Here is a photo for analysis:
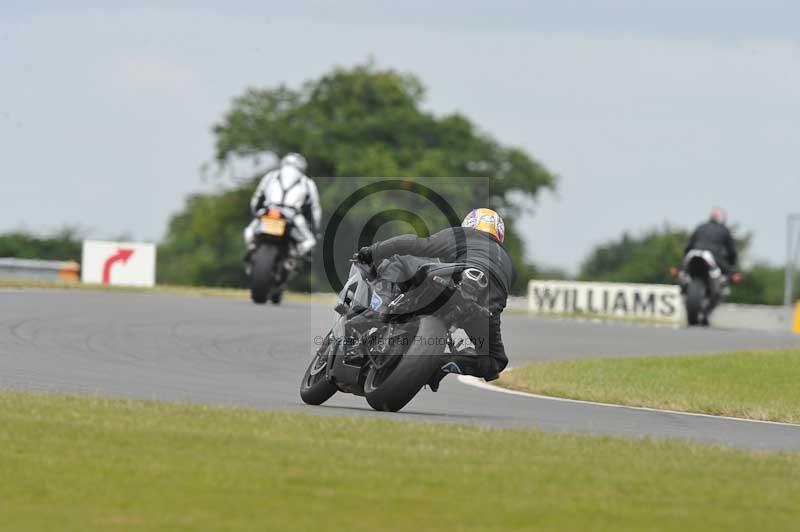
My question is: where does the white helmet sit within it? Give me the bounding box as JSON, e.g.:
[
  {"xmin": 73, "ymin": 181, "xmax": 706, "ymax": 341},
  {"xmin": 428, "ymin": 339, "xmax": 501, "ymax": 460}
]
[{"xmin": 280, "ymin": 152, "xmax": 307, "ymax": 173}]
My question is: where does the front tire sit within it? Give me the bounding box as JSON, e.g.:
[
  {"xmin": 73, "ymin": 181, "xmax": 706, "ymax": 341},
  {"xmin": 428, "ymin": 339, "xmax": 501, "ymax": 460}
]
[
  {"xmin": 364, "ymin": 316, "xmax": 446, "ymax": 412},
  {"xmin": 300, "ymin": 333, "xmax": 338, "ymax": 405},
  {"xmin": 686, "ymin": 279, "xmax": 705, "ymax": 326},
  {"xmin": 250, "ymin": 245, "xmax": 279, "ymax": 304}
]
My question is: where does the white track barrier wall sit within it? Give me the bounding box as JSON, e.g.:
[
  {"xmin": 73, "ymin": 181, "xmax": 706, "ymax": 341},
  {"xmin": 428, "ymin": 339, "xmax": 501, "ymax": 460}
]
[
  {"xmin": 81, "ymin": 240, "xmax": 156, "ymax": 287},
  {"xmin": 713, "ymin": 304, "xmax": 797, "ymax": 333},
  {"xmin": 528, "ymin": 280, "xmax": 684, "ymax": 323}
]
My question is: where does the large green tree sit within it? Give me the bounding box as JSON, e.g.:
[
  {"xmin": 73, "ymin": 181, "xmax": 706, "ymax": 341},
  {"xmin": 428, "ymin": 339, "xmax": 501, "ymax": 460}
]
[{"xmin": 161, "ymin": 63, "xmax": 556, "ymax": 293}]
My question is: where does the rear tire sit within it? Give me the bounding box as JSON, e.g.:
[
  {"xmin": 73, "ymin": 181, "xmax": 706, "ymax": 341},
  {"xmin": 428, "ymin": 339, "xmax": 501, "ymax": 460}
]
[
  {"xmin": 300, "ymin": 333, "xmax": 338, "ymax": 405},
  {"xmin": 686, "ymin": 279, "xmax": 705, "ymax": 326},
  {"xmin": 364, "ymin": 316, "xmax": 446, "ymax": 412},
  {"xmin": 250, "ymin": 245, "xmax": 279, "ymax": 304}
]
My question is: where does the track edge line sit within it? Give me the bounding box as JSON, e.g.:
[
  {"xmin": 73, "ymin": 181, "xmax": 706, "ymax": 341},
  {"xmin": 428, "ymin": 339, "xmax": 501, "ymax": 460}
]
[{"xmin": 456, "ymin": 375, "xmax": 800, "ymax": 428}]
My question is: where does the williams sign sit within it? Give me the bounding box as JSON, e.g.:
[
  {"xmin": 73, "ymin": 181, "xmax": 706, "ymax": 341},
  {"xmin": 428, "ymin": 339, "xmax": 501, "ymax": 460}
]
[{"xmin": 528, "ymin": 280, "xmax": 683, "ymax": 323}]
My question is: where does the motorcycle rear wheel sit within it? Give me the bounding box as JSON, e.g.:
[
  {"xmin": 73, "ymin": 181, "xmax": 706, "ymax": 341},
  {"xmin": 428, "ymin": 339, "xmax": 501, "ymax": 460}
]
[
  {"xmin": 686, "ymin": 279, "xmax": 705, "ymax": 326},
  {"xmin": 364, "ymin": 316, "xmax": 445, "ymax": 412},
  {"xmin": 250, "ymin": 244, "xmax": 279, "ymax": 304}
]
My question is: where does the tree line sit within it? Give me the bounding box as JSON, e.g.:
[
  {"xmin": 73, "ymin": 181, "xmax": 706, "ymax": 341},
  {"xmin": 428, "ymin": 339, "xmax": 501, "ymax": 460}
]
[{"xmin": 0, "ymin": 223, "xmax": 789, "ymax": 304}]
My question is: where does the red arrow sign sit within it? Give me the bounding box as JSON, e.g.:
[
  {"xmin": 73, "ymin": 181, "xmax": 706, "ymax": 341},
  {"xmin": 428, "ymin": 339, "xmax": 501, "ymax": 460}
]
[{"xmin": 102, "ymin": 248, "xmax": 135, "ymax": 284}]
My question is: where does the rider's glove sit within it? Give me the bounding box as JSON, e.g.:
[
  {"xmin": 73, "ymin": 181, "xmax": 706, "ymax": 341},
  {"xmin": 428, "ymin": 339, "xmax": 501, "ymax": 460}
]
[{"xmin": 356, "ymin": 246, "xmax": 373, "ymax": 264}]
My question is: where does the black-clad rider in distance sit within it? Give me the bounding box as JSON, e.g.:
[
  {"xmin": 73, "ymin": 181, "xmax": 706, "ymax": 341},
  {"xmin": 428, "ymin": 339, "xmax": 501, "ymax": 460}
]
[{"xmin": 684, "ymin": 207, "xmax": 737, "ymax": 275}]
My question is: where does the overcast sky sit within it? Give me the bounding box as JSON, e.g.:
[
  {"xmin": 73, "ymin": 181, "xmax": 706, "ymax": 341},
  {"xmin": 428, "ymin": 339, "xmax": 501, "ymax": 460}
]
[{"xmin": 2, "ymin": 1, "xmax": 799, "ymax": 271}]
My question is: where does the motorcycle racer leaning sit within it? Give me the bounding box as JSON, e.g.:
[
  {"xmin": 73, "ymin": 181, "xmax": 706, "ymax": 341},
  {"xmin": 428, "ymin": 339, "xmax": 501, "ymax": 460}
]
[
  {"xmin": 357, "ymin": 208, "xmax": 515, "ymax": 390},
  {"xmin": 244, "ymin": 153, "xmax": 322, "ymax": 260}
]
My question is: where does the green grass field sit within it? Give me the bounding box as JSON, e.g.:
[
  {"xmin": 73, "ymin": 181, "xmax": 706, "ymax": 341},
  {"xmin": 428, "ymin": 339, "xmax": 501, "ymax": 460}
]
[
  {"xmin": 499, "ymin": 349, "xmax": 800, "ymax": 423},
  {"xmin": 1, "ymin": 391, "xmax": 799, "ymax": 531}
]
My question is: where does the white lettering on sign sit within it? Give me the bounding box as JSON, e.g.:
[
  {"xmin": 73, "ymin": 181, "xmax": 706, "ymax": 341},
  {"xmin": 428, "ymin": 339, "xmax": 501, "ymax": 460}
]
[
  {"xmin": 81, "ymin": 240, "xmax": 156, "ymax": 287},
  {"xmin": 528, "ymin": 280, "xmax": 683, "ymax": 323}
]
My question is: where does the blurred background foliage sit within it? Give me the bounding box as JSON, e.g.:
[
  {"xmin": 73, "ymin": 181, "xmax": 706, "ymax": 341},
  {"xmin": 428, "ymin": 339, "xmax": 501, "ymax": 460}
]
[
  {"xmin": 0, "ymin": 63, "xmax": 792, "ymax": 303},
  {"xmin": 0, "ymin": 228, "xmax": 82, "ymax": 261}
]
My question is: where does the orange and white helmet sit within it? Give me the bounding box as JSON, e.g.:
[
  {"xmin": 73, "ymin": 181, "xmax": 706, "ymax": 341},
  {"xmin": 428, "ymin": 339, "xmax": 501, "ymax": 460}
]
[{"xmin": 462, "ymin": 208, "xmax": 505, "ymax": 243}]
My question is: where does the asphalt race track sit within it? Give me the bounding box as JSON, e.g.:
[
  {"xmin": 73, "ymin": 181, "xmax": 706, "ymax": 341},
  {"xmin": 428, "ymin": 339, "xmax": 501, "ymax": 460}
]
[{"xmin": 2, "ymin": 290, "xmax": 800, "ymax": 450}]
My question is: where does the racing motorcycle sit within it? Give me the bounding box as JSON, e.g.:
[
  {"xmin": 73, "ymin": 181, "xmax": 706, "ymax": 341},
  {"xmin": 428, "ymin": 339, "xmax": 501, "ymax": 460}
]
[
  {"xmin": 300, "ymin": 254, "xmax": 491, "ymax": 412},
  {"xmin": 674, "ymin": 249, "xmax": 739, "ymax": 326},
  {"xmin": 247, "ymin": 207, "xmax": 300, "ymax": 305}
]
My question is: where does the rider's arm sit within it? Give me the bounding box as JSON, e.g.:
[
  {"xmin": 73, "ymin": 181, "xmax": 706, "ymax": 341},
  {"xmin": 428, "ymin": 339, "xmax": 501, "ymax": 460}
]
[
  {"xmin": 370, "ymin": 228, "xmax": 457, "ymax": 264},
  {"xmin": 250, "ymin": 175, "xmax": 269, "ymax": 215},
  {"xmin": 724, "ymin": 228, "xmax": 738, "ymax": 266},
  {"xmin": 306, "ymin": 179, "xmax": 322, "ymax": 232}
]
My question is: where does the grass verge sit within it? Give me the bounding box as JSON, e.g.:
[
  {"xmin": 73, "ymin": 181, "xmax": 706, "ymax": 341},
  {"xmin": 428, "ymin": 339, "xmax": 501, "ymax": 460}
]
[
  {"xmin": 0, "ymin": 278, "xmax": 335, "ymax": 304},
  {"xmin": 498, "ymin": 349, "xmax": 800, "ymax": 423},
  {"xmin": 1, "ymin": 391, "xmax": 799, "ymax": 531}
]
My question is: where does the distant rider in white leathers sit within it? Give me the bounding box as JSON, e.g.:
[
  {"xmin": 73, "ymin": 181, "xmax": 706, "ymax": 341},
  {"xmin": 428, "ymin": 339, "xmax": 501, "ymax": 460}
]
[{"xmin": 244, "ymin": 153, "xmax": 322, "ymax": 259}]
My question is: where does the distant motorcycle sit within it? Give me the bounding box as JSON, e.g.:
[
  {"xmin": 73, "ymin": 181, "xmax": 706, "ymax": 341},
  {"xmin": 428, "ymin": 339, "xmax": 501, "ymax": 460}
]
[
  {"xmin": 300, "ymin": 255, "xmax": 491, "ymax": 412},
  {"xmin": 246, "ymin": 207, "xmax": 300, "ymax": 305},
  {"xmin": 674, "ymin": 249, "xmax": 740, "ymax": 326}
]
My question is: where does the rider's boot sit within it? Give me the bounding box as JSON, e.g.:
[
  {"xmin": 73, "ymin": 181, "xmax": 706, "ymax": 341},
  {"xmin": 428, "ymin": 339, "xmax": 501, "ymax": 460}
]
[{"xmin": 427, "ymin": 353, "xmax": 500, "ymax": 392}]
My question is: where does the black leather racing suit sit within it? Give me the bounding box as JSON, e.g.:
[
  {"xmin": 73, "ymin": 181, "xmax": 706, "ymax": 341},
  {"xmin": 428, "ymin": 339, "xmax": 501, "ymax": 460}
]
[
  {"xmin": 684, "ymin": 221, "xmax": 737, "ymax": 274},
  {"xmin": 369, "ymin": 227, "xmax": 516, "ymax": 380}
]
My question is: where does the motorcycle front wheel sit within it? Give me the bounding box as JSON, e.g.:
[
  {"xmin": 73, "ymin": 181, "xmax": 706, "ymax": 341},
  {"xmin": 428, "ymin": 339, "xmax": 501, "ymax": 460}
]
[
  {"xmin": 364, "ymin": 316, "xmax": 445, "ymax": 412},
  {"xmin": 300, "ymin": 332, "xmax": 338, "ymax": 405}
]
